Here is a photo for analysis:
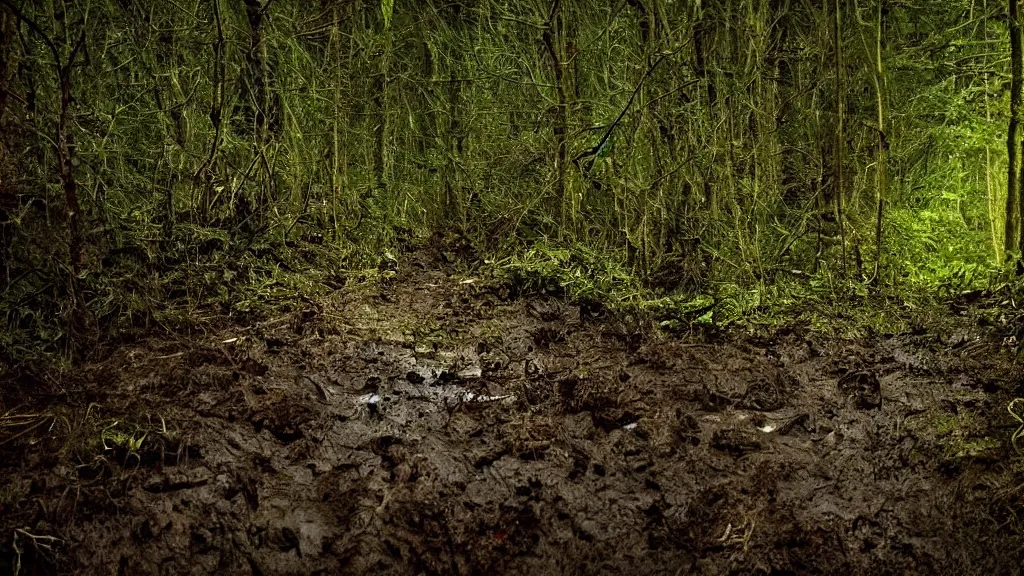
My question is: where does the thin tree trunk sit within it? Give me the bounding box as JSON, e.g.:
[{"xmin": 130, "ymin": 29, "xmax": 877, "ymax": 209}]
[
  {"xmin": 243, "ymin": 0, "xmax": 273, "ymax": 224},
  {"xmin": 331, "ymin": 6, "xmax": 341, "ymax": 237},
  {"xmin": 871, "ymin": 0, "xmax": 887, "ymax": 284},
  {"xmin": 57, "ymin": 61, "xmax": 82, "ymax": 276},
  {"xmin": 196, "ymin": 0, "xmax": 226, "ymax": 223},
  {"xmin": 984, "ymin": 0, "xmax": 1001, "ymax": 262},
  {"xmin": 0, "ymin": 9, "xmax": 9, "ymax": 130},
  {"xmin": 0, "ymin": 10, "xmax": 11, "ymax": 285},
  {"xmin": 834, "ymin": 0, "xmax": 848, "ymax": 274},
  {"xmin": 373, "ymin": 73, "xmax": 386, "ymax": 193},
  {"xmin": 446, "ymin": 68, "xmax": 464, "ymax": 226},
  {"xmin": 1008, "ymin": 0, "xmax": 1022, "ymax": 259},
  {"xmin": 1016, "ymin": 0, "xmax": 1024, "ymax": 268},
  {"xmin": 542, "ymin": 0, "xmax": 568, "ymax": 232}
]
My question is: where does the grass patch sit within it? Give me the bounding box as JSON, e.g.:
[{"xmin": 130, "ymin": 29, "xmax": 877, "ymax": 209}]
[
  {"xmin": 906, "ymin": 406, "xmax": 1007, "ymax": 468},
  {"xmin": 490, "ymin": 238, "xmax": 987, "ymax": 339}
]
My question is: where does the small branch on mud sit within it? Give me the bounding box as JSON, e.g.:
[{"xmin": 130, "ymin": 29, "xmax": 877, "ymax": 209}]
[
  {"xmin": 0, "ymin": 413, "xmax": 53, "ymax": 447},
  {"xmin": 716, "ymin": 519, "xmax": 756, "ymax": 552},
  {"xmin": 12, "ymin": 529, "xmax": 63, "ymax": 576},
  {"xmin": 256, "ymin": 314, "xmax": 295, "ymax": 329}
]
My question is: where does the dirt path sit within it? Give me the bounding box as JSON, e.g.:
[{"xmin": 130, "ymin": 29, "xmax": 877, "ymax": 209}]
[{"xmin": 2, "ymin": 252, "xmax": 1023, "ymax": 575}]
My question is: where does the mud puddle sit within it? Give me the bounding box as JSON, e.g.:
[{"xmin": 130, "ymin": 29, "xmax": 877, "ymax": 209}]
[{"xmin": 2, "ymin": 254, "xmax": 1023, "ymax": 575}]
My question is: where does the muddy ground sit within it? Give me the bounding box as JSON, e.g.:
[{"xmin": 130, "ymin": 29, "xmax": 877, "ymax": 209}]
[{"xmin": 2, "ymin": 251, "xmax": 1024, "ymax": 575}]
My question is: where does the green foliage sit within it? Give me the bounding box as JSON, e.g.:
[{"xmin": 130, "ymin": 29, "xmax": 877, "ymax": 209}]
[
  {"xmin": 493, "ymin": 238, "xmax": 906, "ymax": 338},
  {"xmin": 886, "ymin": 206, "xmax": 993, "ymax": 291},
  {"xmin": 0, "ymin": 0, "xmax": 1013, "ymax": 370},
  {"xmin": 381, "ymin": 0, "xmax": 394, "ymax": 30},
  {"xmin": 496, "ymin": 240, "xmax": 645, "ymax": 304},
  {"xmin": 101, "ymin": 421, "xmax": 147, "ymax": 455}
]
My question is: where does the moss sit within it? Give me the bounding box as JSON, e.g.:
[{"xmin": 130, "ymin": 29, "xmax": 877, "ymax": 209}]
[
  {"xmin": 907, "ymin": 408, "xmax": 1004, "ymax": 465},
  {"xmin": 947, "ymin": 437, "xmax": 1002, "ymax": 460}
]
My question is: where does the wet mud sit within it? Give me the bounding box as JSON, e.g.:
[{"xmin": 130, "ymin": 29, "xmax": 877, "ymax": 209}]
[{"xmin": 2, "ymin": 253, "xmax": 1023, "ymax": 575}]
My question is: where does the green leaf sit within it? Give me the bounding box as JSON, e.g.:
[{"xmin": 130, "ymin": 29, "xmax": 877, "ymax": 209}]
[{"xmin": 381, "ymin": 0, "xmax": 393, "ymax": 29}]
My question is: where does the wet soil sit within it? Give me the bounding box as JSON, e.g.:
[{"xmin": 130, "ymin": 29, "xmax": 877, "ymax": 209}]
[{"xmin": 2, "ymin": 252, "xmax": 1024, "ymax": 575}]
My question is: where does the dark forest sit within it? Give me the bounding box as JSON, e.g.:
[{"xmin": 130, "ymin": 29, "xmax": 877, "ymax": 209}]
[{"xmin": 1, "ymin": 0, "xmax": 1024, "ymax": 574}]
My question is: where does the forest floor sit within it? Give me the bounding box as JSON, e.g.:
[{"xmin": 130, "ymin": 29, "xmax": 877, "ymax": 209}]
[{"xmin": 2, "ymin": 248, "xmax": 1024, "ymax": 575}]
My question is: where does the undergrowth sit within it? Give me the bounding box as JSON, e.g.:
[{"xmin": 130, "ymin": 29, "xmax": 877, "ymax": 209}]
[
  {"xmin": 3, "ymin": 228, "xmax": 1017, "ymax": 379},
  {"xmin": 491, "ymin": 237, "xmax": 1009, "ymax": 340},
  {"xmin": 1, "ymin": 230, "xmax": 366, "ymax": 375}
]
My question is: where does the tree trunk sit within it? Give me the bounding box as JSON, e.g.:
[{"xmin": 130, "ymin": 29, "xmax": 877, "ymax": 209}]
[
  {"xmin": 1007, "ymin": 0, "xmax": 1022, "ymax": 259},
  {"xmin": 834, "ymin": 0, "xmax": 848, "ymax": 274},
  {"xmin": 197, "ymin": 0, "xmax": 226, "ymax": 223},
  {"xmin": 0, "ymin": 10, "xmax": 10, "ymax": 284},
  {"xmin": 871, "ymin": 0, "xmax": 887, "ymax": 284},
  {"xmin": 542, "ymin": 0, "xmax": 568, "ymax": 231}
]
